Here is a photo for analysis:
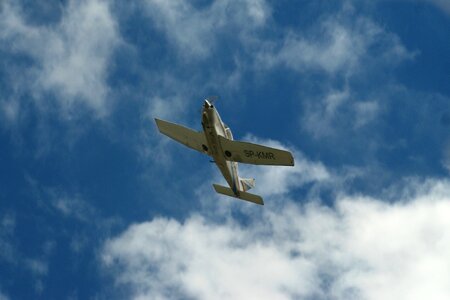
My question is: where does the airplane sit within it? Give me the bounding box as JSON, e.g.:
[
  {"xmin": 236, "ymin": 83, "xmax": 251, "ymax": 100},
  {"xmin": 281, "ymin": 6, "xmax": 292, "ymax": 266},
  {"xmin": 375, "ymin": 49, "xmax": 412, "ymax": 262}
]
[{"xmin": 154, "ymin": 98, "xmax": 295, "ymax": 205}]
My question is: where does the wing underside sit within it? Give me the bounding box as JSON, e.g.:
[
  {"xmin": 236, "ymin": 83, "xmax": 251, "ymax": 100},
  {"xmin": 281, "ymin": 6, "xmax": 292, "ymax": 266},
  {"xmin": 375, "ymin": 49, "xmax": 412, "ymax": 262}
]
[
  {"xmin": 219, "ymin": 136, "xmax": 294, "ymax": 166},
  {"xmin": 155, "ymin": 118, "xmax": 207, "ymax": 154}
]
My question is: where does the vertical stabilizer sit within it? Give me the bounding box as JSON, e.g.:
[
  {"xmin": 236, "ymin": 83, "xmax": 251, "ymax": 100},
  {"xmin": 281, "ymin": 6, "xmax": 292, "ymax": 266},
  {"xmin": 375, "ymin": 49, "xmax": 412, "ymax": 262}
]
[{"xmin": 240, "ymin": 178, "xmax": 255, "ymax": 191}]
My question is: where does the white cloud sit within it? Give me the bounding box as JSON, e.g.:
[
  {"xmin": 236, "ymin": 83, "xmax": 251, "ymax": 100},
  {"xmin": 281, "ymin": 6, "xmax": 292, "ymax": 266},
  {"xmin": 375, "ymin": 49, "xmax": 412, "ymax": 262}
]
[
  {"xmin": 102, "ymin": 216, "xmax": 319, "ymax": 300},
  {"xmin": 102, "ymin": 178, "xmax": 450, "ymax": 300},
  {"xmin": 0, "ymin": 0, "xmax": 121, "ymax": 118},
  {"xmin": 256, "ymin": 8, "xmax": 413, "ymax": 76},
  {"xmin": 141, "ymin": 0, "xmax": 269, "ymax": 58}
]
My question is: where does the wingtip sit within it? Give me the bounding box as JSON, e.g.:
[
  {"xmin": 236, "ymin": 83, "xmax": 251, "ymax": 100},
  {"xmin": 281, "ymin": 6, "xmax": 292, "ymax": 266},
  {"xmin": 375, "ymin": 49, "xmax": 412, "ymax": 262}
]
[
  {"xmin": 154, "ymin": 118, "xmax": 162, "ymax": 132},
  {"xmin": 290, "ymin": 152, "xmax": 295, "ymax": 166}
]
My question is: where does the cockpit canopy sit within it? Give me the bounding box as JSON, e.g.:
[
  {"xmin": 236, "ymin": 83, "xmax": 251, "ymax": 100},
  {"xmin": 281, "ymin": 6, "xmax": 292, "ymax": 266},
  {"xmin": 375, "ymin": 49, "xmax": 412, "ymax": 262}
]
[{"xmin": 224, "ymin": 125, "xmax": 233, "ymax": 139}]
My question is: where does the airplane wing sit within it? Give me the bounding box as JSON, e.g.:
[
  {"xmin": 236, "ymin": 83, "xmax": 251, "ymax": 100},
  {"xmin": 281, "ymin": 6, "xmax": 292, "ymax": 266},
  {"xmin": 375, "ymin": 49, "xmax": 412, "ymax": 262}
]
[
  {"xmin": 155, "ymin": 118, "xmax": 207, "ymax": 154},
  {"xmin": 218, "ymin": 136, "xmax": 294, "ymax": 166}
]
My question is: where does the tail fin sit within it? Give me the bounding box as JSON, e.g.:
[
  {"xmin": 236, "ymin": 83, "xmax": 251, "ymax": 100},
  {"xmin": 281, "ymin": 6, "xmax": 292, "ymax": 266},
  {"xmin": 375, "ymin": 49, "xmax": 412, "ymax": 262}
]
[
  {"xmin": 240, "ymin": 177, "xmax": 255, "ymax": 191},
  {"xmin": 213, "ymin": 184, "xmax": 264, "ymax": 205}
]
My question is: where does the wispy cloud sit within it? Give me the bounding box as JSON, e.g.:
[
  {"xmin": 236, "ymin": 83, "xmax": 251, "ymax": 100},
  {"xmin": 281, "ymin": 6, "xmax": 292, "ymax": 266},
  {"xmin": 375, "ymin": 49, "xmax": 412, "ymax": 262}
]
[
  {"xmin": 443, "ymin": 142, "xmax": 450, "ymax": 174},
  {"xmin": 25, "ymin": 259, "xmax": 48, "ymax": 276},
  {"xmin": 426, "ymin": 0, "xmax": 450, "ymax": 14},
  {"xmin": 387, "ymin": 0, "xmax": 450, "ymax": 15},
  {"xmin": 0, "ymin": 291, "xmax": 10, "ymax": 300},
  {"xmin": 302, "ymin": 87, "xmax": 352, "ymax": 138},
  {"xmin": 0, "ymin": 0, "xmax": 121, "ymax": 119},
  {"xmin": 141, "ymin": 0, "xmax": 269, "ymax": 58},
  {"xmin": 256, "ymin": 8, "xmax": 413, "ymax": 76},
  {"xmin": 39, "ymin": 186, "xmax": 123, "ymax": 233},
  {"xmin": 0, "ymin": 214, "xmax": 16, "ymax": 263},
  {"xmin": 52, "ymin": 195, "xmax": 96, "ymax": 223},
  {"xmin": 0, "ymin": 212, "xmax": 49, "ymax": 295}
]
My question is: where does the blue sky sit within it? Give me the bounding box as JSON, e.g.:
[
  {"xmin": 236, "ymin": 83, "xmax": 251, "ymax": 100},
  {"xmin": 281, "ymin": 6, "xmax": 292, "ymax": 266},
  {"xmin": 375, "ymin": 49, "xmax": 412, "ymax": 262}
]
[{"xmin": 1, "ymin": 0, "xmax": 450, "ymax": 299}]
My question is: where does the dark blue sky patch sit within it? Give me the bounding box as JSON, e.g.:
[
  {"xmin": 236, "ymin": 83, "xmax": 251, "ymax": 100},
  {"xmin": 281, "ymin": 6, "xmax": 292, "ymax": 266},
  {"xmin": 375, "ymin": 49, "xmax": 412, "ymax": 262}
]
[
  {"xmin": 373, "ymin": 1, "xmax": 450, "ymax": 96},
  {"xmin": 12, "ymin": 0, "xmax": 68, "ymax": 26}
]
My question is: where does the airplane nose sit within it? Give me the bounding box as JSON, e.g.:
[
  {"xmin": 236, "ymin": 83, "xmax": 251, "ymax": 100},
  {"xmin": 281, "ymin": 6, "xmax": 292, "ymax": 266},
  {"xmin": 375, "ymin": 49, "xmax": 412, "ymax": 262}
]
[{"xmin": 204, "ymin": 99, "xmax": 212, "ymax": 108}]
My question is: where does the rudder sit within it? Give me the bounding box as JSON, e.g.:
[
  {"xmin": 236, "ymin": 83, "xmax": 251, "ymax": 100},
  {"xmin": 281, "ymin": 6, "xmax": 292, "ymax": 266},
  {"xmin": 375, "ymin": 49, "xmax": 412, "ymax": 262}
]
[{"xmin": 239, "ymin": 177, "xmax": 255, "ymax": 191}]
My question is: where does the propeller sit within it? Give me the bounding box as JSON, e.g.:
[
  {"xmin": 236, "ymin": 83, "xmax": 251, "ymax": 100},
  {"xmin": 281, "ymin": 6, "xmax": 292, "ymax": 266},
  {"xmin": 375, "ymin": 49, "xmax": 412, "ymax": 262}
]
[
  {"xmin": 205, "ymin": 95, "xmax": 219, "ymax": 106},
  {"xmin": 199, "ymin": 96, "xmax": 219, "ymax": 114}
]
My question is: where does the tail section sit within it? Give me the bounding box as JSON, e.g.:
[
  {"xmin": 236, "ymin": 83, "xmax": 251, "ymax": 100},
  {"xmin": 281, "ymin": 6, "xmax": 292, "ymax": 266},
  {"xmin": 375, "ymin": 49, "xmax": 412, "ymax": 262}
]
[
  {"xmin": 213, "ymin": 184, "xmax": 264, "ymax": 205},
  {"xmin": 239, "ymin": 177, "xmax": 255, "ymax": 192}
]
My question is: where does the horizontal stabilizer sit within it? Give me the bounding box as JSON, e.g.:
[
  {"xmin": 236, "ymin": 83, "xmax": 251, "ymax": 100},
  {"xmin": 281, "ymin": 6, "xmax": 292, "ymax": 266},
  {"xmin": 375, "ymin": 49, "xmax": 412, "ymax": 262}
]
[
  {"xmin": 213, "ymin": 184, "xmax": 264, "ymax": 205},
  {"xmin": 219, "ymin": 136, "xmax": 294, "ymax": 166},
  {"xmin": 155, "ymin": 118, "xmax": 208, "ymax": 154}
]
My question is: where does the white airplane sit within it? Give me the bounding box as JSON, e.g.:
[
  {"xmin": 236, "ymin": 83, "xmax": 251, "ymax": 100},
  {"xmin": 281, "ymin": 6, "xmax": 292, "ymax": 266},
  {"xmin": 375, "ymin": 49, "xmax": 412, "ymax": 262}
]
[{"xmin": 155, "ymin": 99, "xmax": 294, "ymax": 205}]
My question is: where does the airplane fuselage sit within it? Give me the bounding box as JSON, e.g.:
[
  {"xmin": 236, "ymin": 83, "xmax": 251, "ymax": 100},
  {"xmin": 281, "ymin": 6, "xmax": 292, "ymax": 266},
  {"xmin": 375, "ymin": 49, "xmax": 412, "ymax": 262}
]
[
  {"xmin": 201, "ymin": 100, "xmax": 241, "ymax": 195},
  {"xmin": 155, "ymin": 99, "xmax": 294, "ymax": 204}
]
